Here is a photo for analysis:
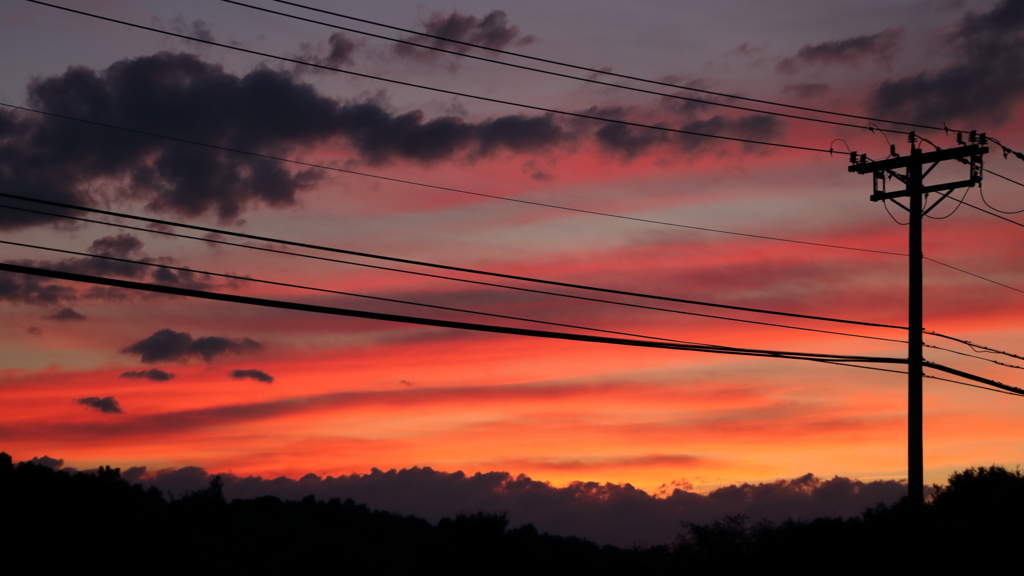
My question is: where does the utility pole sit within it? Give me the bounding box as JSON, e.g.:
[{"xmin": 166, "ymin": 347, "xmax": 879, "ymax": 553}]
[{"xmin": 848, "ymin": 132, "xmax": 987, "ymax": 572}]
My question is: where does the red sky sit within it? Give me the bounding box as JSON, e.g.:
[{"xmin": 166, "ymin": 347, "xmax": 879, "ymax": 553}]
[{"xmin": 1, "ymin": 0, "xmax": 1023, "ymax": 497}]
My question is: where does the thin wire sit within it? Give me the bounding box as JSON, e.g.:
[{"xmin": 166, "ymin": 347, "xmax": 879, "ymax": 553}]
[
  {"xmin": 817, "ymin": 360, "xmax": 1023, "ymax": 396},
  {"xmin": 955, "ymin": 197, "xmax": 1024, "ymax": 229},
  {"xmin": 0, "ymin": 104, "xmax": 904, "ymax": 258},
  {"xmin": 0, "ymin": 239, "xmax": 712, "ymax": 346},
  {"xmin": 0, "ymin": 194, "xmax": 906, "ymax": 330},
  {"xmin": 924, "ymin": 373, "xmax": 1024, "ymax": 397},
  {"xmin": 924, "ymin": 343, "xmax": 1024, "ymax": 371},
  {"xmin": 8, "ymin": 103, "xmax": 1015, "ymax": 303},
  {"xmin": 271, "ymin": 0, "xmax": 957, "ymax": 133},
  {"xmin": 221, "ymin": 0, "xmax": 910, "ymax": 135},
  {"xmin": 984, "ymin": 169, "xmax": 1024, "ymax": 189},
  {"xmin": 980, "ymin": 184, "xmax": 1024, "ymax": 214},
  {"xmin": 923, "ymin": 187, "xmax": 970, "ymax": 221},
  {"xmin": 882, "ymin": 200, "xmax": 909, "ymax": 225},
  {"xmin": 0, "ymin": 203, "xmax": 909, "ymax": 344},
  {"xmin": 22, "ymin": 0, "xmax": 834, "ymax": 154},
  {"xmin": 7, "ymin": 259, "xmax": 1018, "ymax": 396},
  {"xmin": 14, "ymin": 202, "xmax": 1023, "ymax": 364},
  {"xmin": 924, "ymin": 257, "xmax": 1024, "ymax": 295},
  {"xmin": 8, "ymin": 103, "xmax": 1017, "ymax": 299},
  {"xmin": 0, "ymin": 260, "xmax": 911, "ymax": 365},
  {"xmin": 925, "ymin": 331, "xmax": 1024, "ymax": 362},
  {"xmin": 923, "ymin": 361, "xmax": 1024, "ymax": 395}
]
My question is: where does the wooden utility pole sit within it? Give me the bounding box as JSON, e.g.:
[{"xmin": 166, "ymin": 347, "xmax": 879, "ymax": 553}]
[{"xmin": 848, "ymin": 132, "xmax": 987, "ymax": 571}]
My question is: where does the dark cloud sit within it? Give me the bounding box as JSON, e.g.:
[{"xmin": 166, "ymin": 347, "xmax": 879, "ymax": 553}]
[
  {"xmin": 596, "ymin": 122, "xmax": 668, "ymax": 159},
  {"xmin": 0, "ymin": 52, "xmax": 566, "ymax": 230},
  {"xmin": 866, "ymin": 0, "xmax": 1024, "ymax": 126},
  {"xmin": 88, "ymin": 233, "xmax": 143, "ymax": 258},
  {"xmin": 302, "ymin": 33, "xmax": 358, "ymax": 67},
  {"xmin": 76, "ymin": 396, "xmax": 123, "ymax": 414},
  {"xmin": 394, "ymin": 9, "xmax": 534, "ymax": 59},
  {"xmin": 149, "ymin": 266, "xmax": 216, "ymax": 289},
  {"xmin": 0, "ymin": 272, "xmax": 76, "ymax": 305},
  {"xmin": 120, "ymin": 368, "xmax": 176, "ymax": 382},
  {"xmin": 122, "ymin": 328, "xmax": 262, "ymax": 363},
  {"xmin": 679, "ymin": 114, "xmax": 787, "ymax": 153},
  {"xmin": 44, "ymin": 307, "xmax": 86, "ymax": 321},
  {"xmin": 231, "ymin": 369, "xmax": 274, "ymax": 384},
  {"xmin": 26, "ymin": 326, "xmax": 42, "ymax": 336},
  {"xmin": 597, "ymin": 112, "xmax": 787, "ymax": 158},
  {"xmin": 777, "ymin": 28, "xmax": 903, "ymax": 73},
  {"xmin": 27, "ymin": 455, "xmax": 64, "ymax": 469},
  {"xmin": 783, "ymin": 83, "xmax": 830, "ymax": 99},
  {"xmin": 10, "ymin": 233, "xmax": 215, "ymax": 291},
  {"xmin": 154, "ymin": 16, "xmax": 215, "ymax": 43},
  {"xmin": 332, "ymin": 106, "xmax": 564, "ymax": 165},
  {"xmin": 128, "ymin": 464, "xmax": 906, "ymax": 547}
]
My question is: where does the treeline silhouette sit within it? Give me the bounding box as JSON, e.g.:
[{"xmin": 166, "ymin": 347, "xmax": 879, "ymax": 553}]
[{"xmin": 1, "ymin": 452, "xmax": 1021, "ymax": 574}]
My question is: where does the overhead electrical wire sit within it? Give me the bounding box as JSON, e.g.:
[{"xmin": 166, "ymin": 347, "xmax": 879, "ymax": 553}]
[
  {"xmin": 0, "ymin": 103, "xmax": 905, "ymax": 258},
  {"xmin": 8, "ymin": 4, "xmax": 1021, "ymax": 353},
  {"xmin": 923, "ymin": 373, "xmax": 1024, "ymax": 397},
  {"xmin": 269, "ymin": 0, "xmax": 959, "ymax": 134},
  {"xmin": 983, "ymin": 169, "xmax": 1024, "ymax": 190},
  {"xmin": 7, "ymin": 201, "xmax": 1023, "ymax": 366},
  {"xmin": 0, "ymin": 192, "xmax": 905, "ymax": 329},
  {"xmin": 7, "ymin": 103, "xmax": 1020, "ymax": 299},
  {"xmin": 924, "ymin": 256, "xmax": 1024, "ymax": 296},
  {"xmin": 0, "ymin": 260, "xmax": 905, "ymax": 364},
  {"xmin": 0, "ymin": 239, "xmax": 711, "ymax": 346},
  {"xmin": 7, "ymin": 4, "xmax": 1023, "ymax": 392},
  {"xmin": 4, "ymin": 261, "xmax": 1021, "ymax": 396},
  {"xmin": 9, "ymin": 104, "xmax": 1020, "ymax": 303},
  {"xmin": 0, "ymin": 202, "xmax": 908, "ymax": 344},
  {"xmin": 22, "ymin": 0, "xmax": 834, "ymax": 154},
  {"xmin": 9, "ymin": 202, "xmax": 1024, "ymax": 367},
  {"xmin": 955, "ymin": 197, "xmax": 1024, "ymax": 229},
  {"xmin": 923, "ymin": 343, "xmax": 1024, "ymax": 372},
  {"xmin": 223, "ymin": 0, "xmax": 909, "ymax": 135}
]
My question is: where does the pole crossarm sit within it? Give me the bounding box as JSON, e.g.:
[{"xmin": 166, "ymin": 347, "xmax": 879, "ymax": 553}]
[
  {"xmin": 848, "ymin": 145, "xmax": 987, "ymax": 174},
  {"xmin": 870, "ymin": 179, "xmax": 976, "ymax": 202}
]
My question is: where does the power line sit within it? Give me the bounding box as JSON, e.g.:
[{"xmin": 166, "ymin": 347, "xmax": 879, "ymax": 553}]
[
  {"xmin": 0, "ymin": 103, "xmax": 904, "ymax": 258},
  {"xmin": 822, "ymin": 361, "xmax": 1024, "ymax": 397},
  {"xmin": 5, "ymin": 260, "xmax": 1019, "ymax": 395},
  {"xmin": 10, "ymin": 103, "xmax": 1019, "ymax": 299},
  {"xmin": 12, "ymin": 201, "xmax": 1024, "ymax": 365},
  {"xmin": 0, "ymin": 203, "xmax": 908, "ymax": 344},
  {"xmin": 923, "ymin": 343, "xmax": 1024, "ymax": 372},
  {"xmin": 10, "ymin": 103, "xmax": 1018, "ymax": 301},
  {"xmin": 956, "ymin": 197, "xmax": 1024, "ymax": 229},
  {"xmin": 980, "ymin": 181, "xmax": 1024, "ymax": 214},
  {"xmin": 0, "ymin": 239, "xmax": 712, "ymax": 346},
  {"xmin": 922, "ymin": 361, "xmax": 1024, "ymax": 396},
  {"xmin": 270, "ymin": 0, "xmax": 959, "ymax": 134},
  {"xmin": 222, "ymin": 0, "xmax": 910, "ymax": 135},
  {"xmin": 23, "ymin": 0, "xmax": 833, "ymax": 154},
  {"xmin": 0, "ymin": 260, "xmax": 909, "ymax": 365},
  {"xmin": 925, "ymin": 331, "xmax": 1024, "ymax": 363},
  {"xmin": 924, "ymin": 256, "xmax": 1024, "ymax": 295},
  {"xmin": 984, "ymin": 169, "xmax": 1024, "ymax": 190},
  {"xmin": 0, "ymin": 193, "xmax": 905, "ymax": 330},
  {"xmin": 924, "ymin": 373, "xmax": 1024, "ymax": 397}
]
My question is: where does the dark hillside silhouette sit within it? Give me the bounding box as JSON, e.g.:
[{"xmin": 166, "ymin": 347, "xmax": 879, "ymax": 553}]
[{"xmin": 2, "ymin": 453, "xmax": 1022, "ymax": 574}]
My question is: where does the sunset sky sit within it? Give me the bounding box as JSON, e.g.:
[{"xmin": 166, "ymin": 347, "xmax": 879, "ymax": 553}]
[{"xmin": 1, "ymin": 0, "xmax": 1023, "ymax": 505}]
